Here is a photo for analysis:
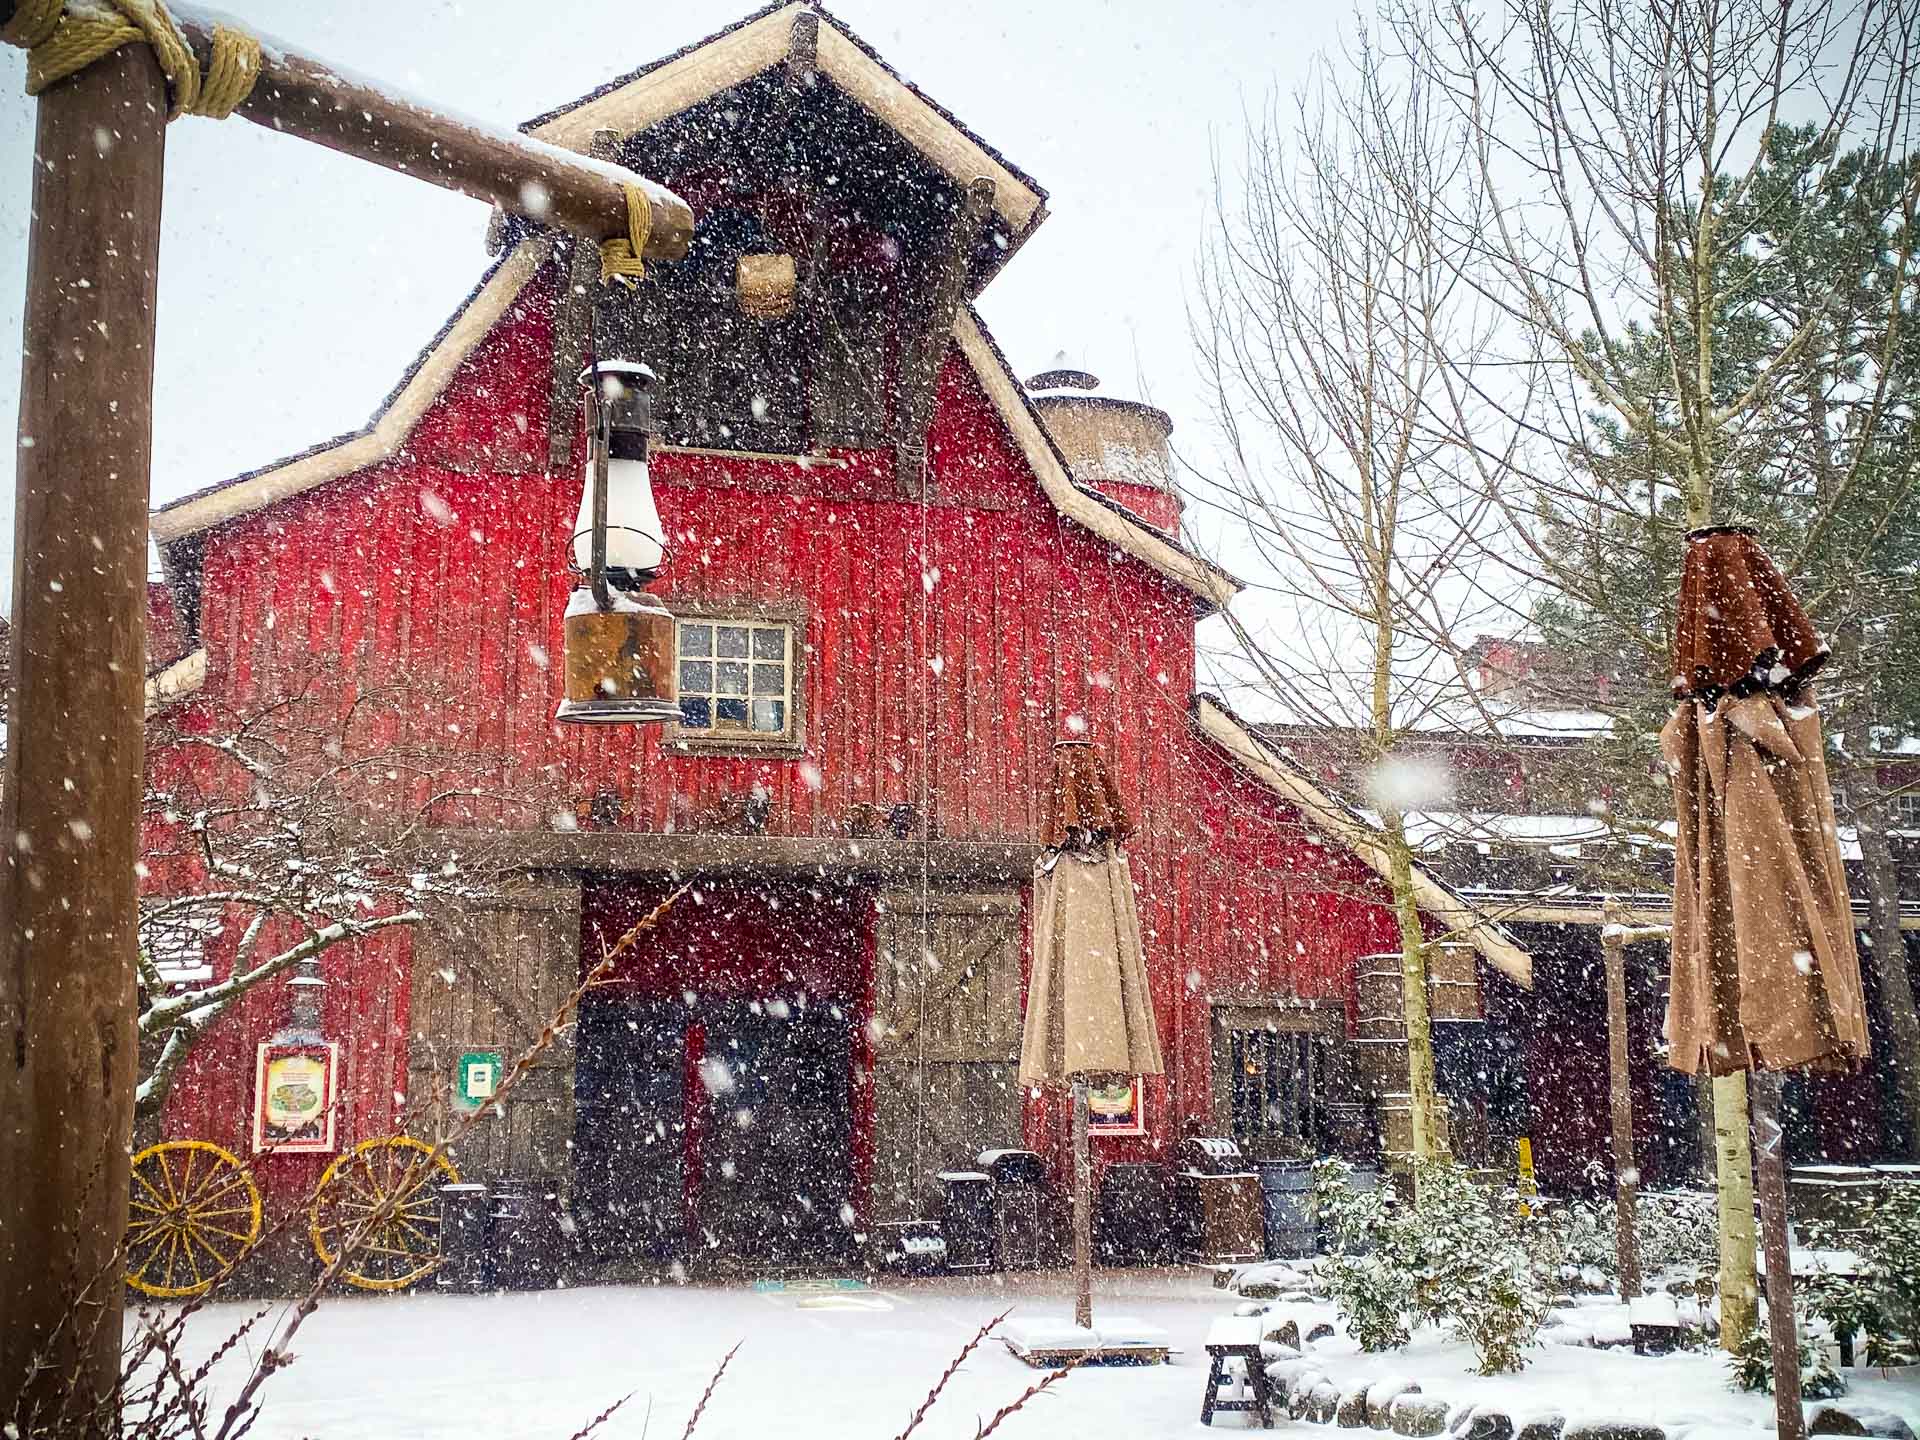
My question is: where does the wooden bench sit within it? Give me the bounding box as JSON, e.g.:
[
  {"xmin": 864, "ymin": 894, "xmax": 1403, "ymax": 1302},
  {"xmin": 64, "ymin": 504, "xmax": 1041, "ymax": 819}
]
[{"xmin": 1200, "ymin": 1316, "xmax": 1275, "ymax": 1428}]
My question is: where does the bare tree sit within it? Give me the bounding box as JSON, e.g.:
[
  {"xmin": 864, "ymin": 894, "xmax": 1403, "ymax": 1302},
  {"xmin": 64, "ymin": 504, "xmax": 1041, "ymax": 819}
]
[
  {"xmin": 1191, "ymin": 29, "xmax": 1526, "ymax": 1177},
  {"xmin": 136, "ymin": 672, "xmax": 554, "ymax": 1123},
  {"xmin": 1393, "ymin": 0, "xmax": 1920, "ymax": 1349}
]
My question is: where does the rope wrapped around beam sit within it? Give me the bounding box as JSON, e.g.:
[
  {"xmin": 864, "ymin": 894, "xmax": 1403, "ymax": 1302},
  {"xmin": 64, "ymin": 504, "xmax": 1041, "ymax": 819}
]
[
  {"xmin": 598, "ymin": 183, "xmax": 653, "ymax": 285},
  {"xmin": 4, "ymin": 0, "xmax": 261, "ymax": 119}
]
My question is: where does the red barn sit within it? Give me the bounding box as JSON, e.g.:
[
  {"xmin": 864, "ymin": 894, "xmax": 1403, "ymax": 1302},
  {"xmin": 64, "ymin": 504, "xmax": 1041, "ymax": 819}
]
[{"xmin": 141, "ymin": 1, "xmax": 1530, "ymax": 1272}]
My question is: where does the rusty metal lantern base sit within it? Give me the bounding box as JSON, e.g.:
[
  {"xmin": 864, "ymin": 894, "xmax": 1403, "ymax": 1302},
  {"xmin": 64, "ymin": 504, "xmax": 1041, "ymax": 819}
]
[{"xmin": 557, "ymin": 588, "xmax": 679, "ymax": 725}]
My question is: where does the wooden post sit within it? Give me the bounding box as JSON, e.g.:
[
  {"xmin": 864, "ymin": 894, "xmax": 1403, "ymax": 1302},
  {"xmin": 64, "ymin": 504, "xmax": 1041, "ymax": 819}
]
[
  {"xmin": 1600, "ymin": 899, "xmax": 1643, "ymax": 1299},
  {"xmin": 0, "ymin": 42, "xmax": 167, "ymax": 1432},
  {"xmin": 1750, "ymin": 1072, "xmax": 1806, "ymax": 1440},
  {"xmin": 1073, "ymin": 1078, "xmax": 1093, "ymax": 1331}
]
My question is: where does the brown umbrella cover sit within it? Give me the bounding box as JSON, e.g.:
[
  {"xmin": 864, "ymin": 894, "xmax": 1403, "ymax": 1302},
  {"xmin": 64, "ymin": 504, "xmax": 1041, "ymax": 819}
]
[
  {"xmin": 1020, "ymin": 742, "xmax": 1163, "ymax": 1088},
  {"xmin": 1662, "ymin": 527, "xmax": 1868, "ymax": 1075}
]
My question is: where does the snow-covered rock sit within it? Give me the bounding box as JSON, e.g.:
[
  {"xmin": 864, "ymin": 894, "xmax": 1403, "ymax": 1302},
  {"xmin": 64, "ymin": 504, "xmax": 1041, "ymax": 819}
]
[
  {"xmin": 1368, "ymin": 1378, "xmax": 1422, "ymax": 1427},
  {"xmin": 1392, "ymin": 1395, "xmax": 1454, "ymax": 1437}
]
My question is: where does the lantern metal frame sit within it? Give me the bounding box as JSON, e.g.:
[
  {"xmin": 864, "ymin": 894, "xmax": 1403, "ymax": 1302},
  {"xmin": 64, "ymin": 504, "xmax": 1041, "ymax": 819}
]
[{"xmin": 556, "ymin": 357, "xmax": 681, "ymax": 726}]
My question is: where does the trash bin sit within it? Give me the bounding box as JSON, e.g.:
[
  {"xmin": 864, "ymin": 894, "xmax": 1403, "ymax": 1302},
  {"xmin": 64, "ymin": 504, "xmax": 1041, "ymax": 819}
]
[
  {"xmin": 489, "ymin": 1178, "xmax": 568, "ymax": 1290},
  {"xmin": 938, "ymin": 1171, "xmax": 996, "ymax": 1272},
  {"xmin": 1096, "ymin": 1162, "xmax": 1174, "ymax": 1265},
  {"xmin": 1255, "ymin": 1161, "xmax": 1315, "ymax": 1259},
  {"xmin": 979, "ymin": 1149, "xmax": 1045, "ymax": 1270},
  {"xmin": 1173, "ymin": 1137, "xmax": 1262, "ymax": 1263},
  {"xmin": 435, "ymin": 1182, "xmax": 492, "ymax": 1292}
]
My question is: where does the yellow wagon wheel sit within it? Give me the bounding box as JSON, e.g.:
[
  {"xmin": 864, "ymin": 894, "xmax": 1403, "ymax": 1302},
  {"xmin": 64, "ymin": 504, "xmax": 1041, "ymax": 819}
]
[
  {"xmin": 310, "ymin": 1136, "xmax": 460, "ymax": 1291},
  {"xmin": 125, "ymin": 1141, "xmax": 264, "ymax": 1299}
]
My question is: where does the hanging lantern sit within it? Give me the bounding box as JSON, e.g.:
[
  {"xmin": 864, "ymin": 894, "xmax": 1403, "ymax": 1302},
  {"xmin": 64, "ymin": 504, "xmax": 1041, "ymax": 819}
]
[
  {"xmin": 558, "ymin": 359, "xmax": 680, "ymax": 725},
  {"xmin": 736, "ymin": 252, "xmax": 797, "ymax": 319}
]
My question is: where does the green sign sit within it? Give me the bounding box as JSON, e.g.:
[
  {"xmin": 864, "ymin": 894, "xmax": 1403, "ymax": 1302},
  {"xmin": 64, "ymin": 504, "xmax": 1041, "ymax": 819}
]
[{"xmin": 454, "ymin": 1051, "xmax": 503, "ymax": 1113}]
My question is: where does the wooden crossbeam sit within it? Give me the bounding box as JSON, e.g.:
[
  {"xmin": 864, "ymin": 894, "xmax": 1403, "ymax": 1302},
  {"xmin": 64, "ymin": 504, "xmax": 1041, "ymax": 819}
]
[{"xmin": 172, "ymin": 15, "xmax": 694, "ymax": 260}]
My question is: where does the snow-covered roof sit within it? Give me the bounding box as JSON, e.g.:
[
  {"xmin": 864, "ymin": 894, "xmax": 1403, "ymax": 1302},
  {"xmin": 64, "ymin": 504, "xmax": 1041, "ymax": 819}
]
[
  {"xmin": 1192, "ymin": 696, "xmax": 1534, "ymax": 988},
  {"xmin": 522, "ymin": 2, "xmax": 1046, "ymax": 253}
]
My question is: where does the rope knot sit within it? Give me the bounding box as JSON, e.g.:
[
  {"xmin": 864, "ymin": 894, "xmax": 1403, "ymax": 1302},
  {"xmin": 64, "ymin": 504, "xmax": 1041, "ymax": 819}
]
[
  {"xmin": 599, "ymin": 184, "xmax": 653, "ymax": 286},
  {"xmin": 7, "ymin": 0, "xmax": 261, "ymax": 121}
]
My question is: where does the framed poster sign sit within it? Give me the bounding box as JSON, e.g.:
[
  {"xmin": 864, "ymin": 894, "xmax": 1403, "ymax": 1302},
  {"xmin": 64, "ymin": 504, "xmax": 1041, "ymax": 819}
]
[
  {"xmin": 1086, "ymin": 1075, "xmax": 1146, "ymax": 1137},
  {"xmin": 252, "ymin": 1041, "xmax": 339, "ymax": 1154}
]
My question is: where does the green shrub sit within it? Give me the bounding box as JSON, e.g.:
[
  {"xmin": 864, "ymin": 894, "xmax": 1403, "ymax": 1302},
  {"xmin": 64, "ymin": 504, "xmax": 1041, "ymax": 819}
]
[{"xmin": 1310, "ymin": 1157, "xmax": 1564, "ymax": 1373}]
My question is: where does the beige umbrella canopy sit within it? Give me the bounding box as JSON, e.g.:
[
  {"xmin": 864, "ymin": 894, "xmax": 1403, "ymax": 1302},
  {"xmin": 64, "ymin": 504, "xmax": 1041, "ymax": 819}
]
[
  {"xmin": 1020, "ymin": 742, "xmax": 1165, "ymax": 1088},
  {"xmin": 1019, "ymin": 741, "xmax": 1164, "ymax": 1336},
  {"xmin": 1661, "ymin": 528, "xmax": 1869, "ymax": 1075}
]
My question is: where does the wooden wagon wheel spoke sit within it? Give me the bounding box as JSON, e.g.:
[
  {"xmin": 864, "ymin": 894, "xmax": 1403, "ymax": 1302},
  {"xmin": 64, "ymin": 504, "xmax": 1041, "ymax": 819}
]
[
  {"xmin": 125, "ymin": 1142, "xmax": 264, "ymax": 1299},
  {"xmin": 310, "ymin": 1136, "xmax": 458, "ymax": 1291}
]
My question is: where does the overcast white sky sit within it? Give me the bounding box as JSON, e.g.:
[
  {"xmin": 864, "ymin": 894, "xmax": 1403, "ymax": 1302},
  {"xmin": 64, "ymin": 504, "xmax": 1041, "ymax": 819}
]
[{"xmin": 0, "ymin": 0, "xmax": 1345, "ymax": 620}]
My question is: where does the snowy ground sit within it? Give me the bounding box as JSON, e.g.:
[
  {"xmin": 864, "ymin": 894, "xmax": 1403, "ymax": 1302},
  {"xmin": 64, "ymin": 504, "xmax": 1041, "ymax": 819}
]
[{"xmin": 147, "ymin": 1268, "xmax": 1920, "ymax": 1439}]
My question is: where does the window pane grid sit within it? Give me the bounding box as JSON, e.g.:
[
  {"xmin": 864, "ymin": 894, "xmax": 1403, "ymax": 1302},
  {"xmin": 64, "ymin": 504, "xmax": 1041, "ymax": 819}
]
[{"xmin": 676, "ymin": 619, "xmax": 792, "ymax": 738}]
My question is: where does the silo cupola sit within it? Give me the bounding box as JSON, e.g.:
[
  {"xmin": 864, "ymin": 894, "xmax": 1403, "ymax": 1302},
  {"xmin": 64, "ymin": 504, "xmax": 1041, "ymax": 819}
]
[{"xmin": 1025, "ymin": 363, "xmax": 1181, "ymax": 535}]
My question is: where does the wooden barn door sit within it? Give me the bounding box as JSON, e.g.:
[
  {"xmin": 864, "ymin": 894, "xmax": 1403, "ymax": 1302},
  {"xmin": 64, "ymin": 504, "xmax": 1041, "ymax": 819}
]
[
  {"xmin": 870, "ymin": 890, "xmax": 1024, "ymax": 1222},
  {"xmin": 406, "ymin": 874, "xmax": 583, "ymax": 1184}
]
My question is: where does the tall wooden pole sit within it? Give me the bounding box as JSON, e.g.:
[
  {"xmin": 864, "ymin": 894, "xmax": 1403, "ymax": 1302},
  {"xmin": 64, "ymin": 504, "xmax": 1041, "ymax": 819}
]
[
  {"xmin": 0, "ymin": 42, "xmax": 167, "ymax": 1433},
  {"xmin": 1600, "ymin": 899, "xmax": 1643, "ymax": 1300},
  {"xmin": 1072, "ymin": 1078, "xmax": 1093, "ymax": 1331},
  {"xmin": 1751, "ymin": 1072, "xmax": 1806, "ymax": 1440}
]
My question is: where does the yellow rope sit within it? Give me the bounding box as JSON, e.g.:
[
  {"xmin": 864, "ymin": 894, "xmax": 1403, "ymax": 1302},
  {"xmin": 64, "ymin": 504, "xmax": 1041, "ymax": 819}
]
[
  {"xmin": 6, "ymin": 0, "xmax": 261, "ymax": 121},
  {"xmin": 599, "ymin": 184, "xmax": 652, "ymax": 286}
]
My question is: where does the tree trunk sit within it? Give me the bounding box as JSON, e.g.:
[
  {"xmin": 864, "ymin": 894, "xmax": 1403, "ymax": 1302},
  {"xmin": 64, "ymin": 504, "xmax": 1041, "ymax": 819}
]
[
  {"xmin": 1842, "ymin": 762, "xmax": 1920, "ymax": 1158},
  {"xmin": 1384, "ymin": 820, "xmax": 1447, "ymax": 1178},
  {"xmin": 1601, "ymin": 902, "xmax": 1642, "ymax": 1300},
  {"xmin": 1715, "ymin": 1071, "xmax": 1759, "ymax": 1352}
]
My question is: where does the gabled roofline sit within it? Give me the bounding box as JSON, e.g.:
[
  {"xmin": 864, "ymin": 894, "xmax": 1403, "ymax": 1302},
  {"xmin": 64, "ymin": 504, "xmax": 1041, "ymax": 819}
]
[
  {"xmin": 952, "ymin": 307, "xmax": 1240, "ymax": 613},
  {"xmin": 522, "ymin": 1, "xmax": 1047, "ymax": 259},
  {"xmin": 149, "ymin": 239, "xmax": 554, "ymax": 544},
  {"xmin": 1192, "ymin": 694, "xmax": 1534, "ymax": 988},
  {"xmin": 148, "ymin": 256, "xmax": 1237, "ymax": 615}
]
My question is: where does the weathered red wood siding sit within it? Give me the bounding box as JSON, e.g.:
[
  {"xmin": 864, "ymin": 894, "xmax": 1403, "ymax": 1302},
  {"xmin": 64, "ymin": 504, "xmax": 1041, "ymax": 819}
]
[{"xmin": 151, "ymin": 257, "xmax": 1411, "ymax": 1200}]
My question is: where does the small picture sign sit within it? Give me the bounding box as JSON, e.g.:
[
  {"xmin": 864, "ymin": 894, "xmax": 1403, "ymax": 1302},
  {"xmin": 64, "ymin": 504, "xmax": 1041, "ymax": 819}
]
[
  {"xmin": 454, "ymin": 1051, "xmax": 504, "ymax": 1114},
  {"xmin": 1086, "ymin": 1075, "xmax": 1146, "ymax": 1137},
  {"xmin": 252, "ymin": 1041, "xmax": 339, "ymax": 1154}
]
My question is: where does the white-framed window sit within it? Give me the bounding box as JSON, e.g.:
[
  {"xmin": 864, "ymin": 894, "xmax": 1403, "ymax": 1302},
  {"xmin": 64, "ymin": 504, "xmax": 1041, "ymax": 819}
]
[
  {"xmin": 675, "ymin": 618, "xmax": 796, "ymax": 740},
  {"xmin": 1891, "ymin": 787, "xmax": 1920, "ymax": 832}
]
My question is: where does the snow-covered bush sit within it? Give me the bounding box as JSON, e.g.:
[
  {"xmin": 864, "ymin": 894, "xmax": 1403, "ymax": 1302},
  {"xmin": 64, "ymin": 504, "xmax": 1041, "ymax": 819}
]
[
  {"xmin": 1800, "ymin": 1182, "xmax": 1920, "ymax": 1365},
  {"xmin": 1727, "ymin": 1324, "xmax": 1845, "ymax": 1398},
  {"xmin": 1406, "ymin": 1161, "xmax": 1563, "ymax": 1373},
  {"xmin": 1312, "ymin": 1159, "xmax": 1415, "ymax": 1351},
  {"xmin": 1637, "ymin": 1189, "xmax": 1718, "ymax": 1290},
  {"xmin": 1311, "ymin": 1158, "xmax": 1563, "ymax": 1373}
]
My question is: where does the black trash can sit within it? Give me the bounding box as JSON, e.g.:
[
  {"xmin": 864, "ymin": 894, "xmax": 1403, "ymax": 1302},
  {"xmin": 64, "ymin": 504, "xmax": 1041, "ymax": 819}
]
[
  {"xmin": 1255, "ymin": 1161, "xmax": 1316, "ymax": 1259},
  {"xmin": 490, "ymin": 1179, "xmax": 568, "ymax": 1290},
  {"xmin": 1096, "ymin": 1162, "xmax": 1174, "ymax": 1265},
  {"xmin": 435, "ymin": 1182, "xmax": 492, "ymax": 1292},
  {"xmin": 979, "ymin": 1150, "xmax": 1045, "ymax": 1270},
  {"xmin": 938, "ymin": 1171, "xmax": 996, "ymax": 1272}
]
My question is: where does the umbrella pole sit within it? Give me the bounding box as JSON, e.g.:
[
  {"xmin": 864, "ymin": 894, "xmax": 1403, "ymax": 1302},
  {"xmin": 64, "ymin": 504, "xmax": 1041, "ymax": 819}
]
[
  {"xmin": 1750, "ymin": 1073, "xmax": 1806, "ymax": 1440},
  {"xmin": 1073, "ymin": 1079, "xmax": 1093, "ymax": 1330}
]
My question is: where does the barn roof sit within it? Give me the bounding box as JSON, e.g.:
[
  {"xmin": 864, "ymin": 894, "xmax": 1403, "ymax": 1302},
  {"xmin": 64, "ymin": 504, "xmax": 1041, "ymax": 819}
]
[
  {"xmin": 147, "ymin": 236, "xmax": 1238, "ymax": 610},
  {"xmin": 1192, "ymin": 694, "xmax": 1534, "ymax": 988},
  {"xmin": 519, "ymin": 1, "xmax": 1049, "ymax": 283}
]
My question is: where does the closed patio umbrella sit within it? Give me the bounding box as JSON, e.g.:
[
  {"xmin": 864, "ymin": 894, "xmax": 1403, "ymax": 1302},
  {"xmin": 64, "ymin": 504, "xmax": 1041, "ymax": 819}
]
[
  {"xmin": 1020, "ymin": 740, "xmax": 1164, "ymax": 1330},
  {"xmin": 1662, "ymin": 527, "xmax": 1869, "ymax": 1075},
  {"xmin": 1659, "ymin": 526, "xmax": 1870, "ymax": 1440}
]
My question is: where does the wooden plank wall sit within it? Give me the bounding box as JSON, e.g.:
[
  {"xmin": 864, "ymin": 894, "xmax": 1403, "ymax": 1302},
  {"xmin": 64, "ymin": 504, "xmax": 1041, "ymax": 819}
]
[{"xmin": 157, "ymin": 257, "xmax": 1415, "ymax": 1190}]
